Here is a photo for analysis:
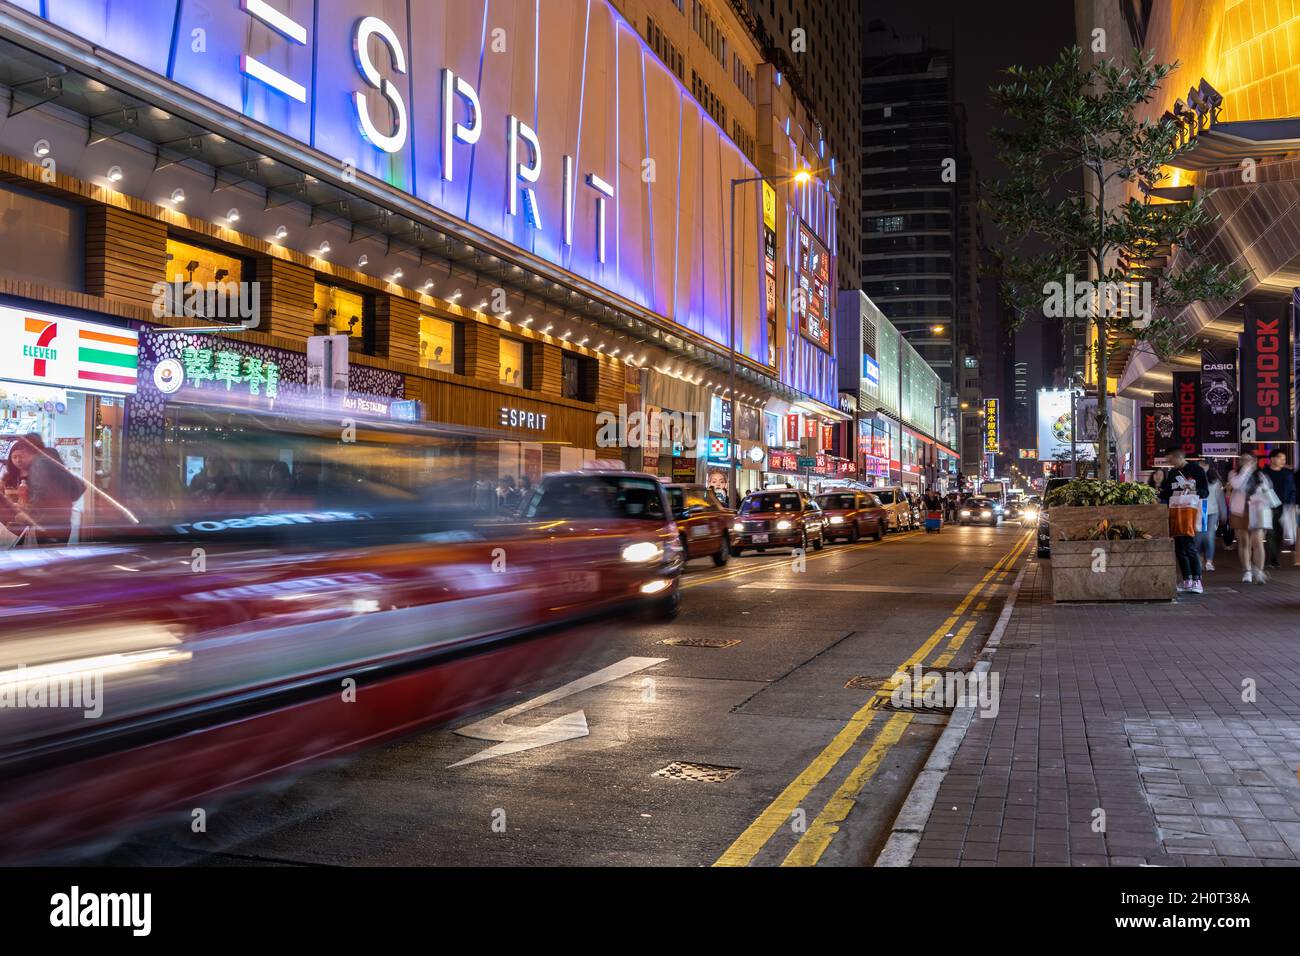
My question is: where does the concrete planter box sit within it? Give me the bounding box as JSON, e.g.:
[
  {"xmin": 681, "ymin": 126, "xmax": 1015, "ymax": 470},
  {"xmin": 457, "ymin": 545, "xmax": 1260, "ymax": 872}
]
[{"xmin": 1048, "ymin": 505, "xmax": 1177, "ymax": 602}]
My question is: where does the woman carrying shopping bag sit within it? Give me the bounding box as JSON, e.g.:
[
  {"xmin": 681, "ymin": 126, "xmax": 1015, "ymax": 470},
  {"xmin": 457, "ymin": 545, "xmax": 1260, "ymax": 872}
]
[
  {"xmin": 1228, "ymin": 451, "xmax": 1274, "ymax": 584},
  {"xmin": 1159, "ymin": 448, "xmax": 1209, "ymax": 594}
]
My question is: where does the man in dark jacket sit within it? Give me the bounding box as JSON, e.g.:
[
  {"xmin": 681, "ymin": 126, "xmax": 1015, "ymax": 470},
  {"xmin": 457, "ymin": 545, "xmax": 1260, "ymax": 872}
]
[
  {"xmin": 1261, "ymin": 449, "xmax": 1297, "ymax": 568},
  {"xmin": 1159, "ymin": 448, "xmax": 1209, "ymax": 593}
]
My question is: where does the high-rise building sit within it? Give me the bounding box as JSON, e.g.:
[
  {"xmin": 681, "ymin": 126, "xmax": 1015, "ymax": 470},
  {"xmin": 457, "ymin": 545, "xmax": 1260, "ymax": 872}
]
[
  {"xmin": 859, "ymin": 20, "xmax": 981, "ymax": 406},
  {"xmin": 744, "ymin": 0, "xmax": 862, "ymax": 290}
]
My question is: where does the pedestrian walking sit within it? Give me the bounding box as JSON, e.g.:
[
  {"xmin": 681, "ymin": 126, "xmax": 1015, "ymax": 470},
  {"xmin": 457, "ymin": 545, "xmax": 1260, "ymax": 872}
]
[
  {"xmin": 1159, "ymin": 448, "xmax": 1208, "ymax": 594},
  {"xmin": 1261, "ymin": 449, "xmax": 1296, "ymax": 568},
  {"xmin": 1197, "ymin": 465, "xmax": 1227, "ymax": 572},
  {"xmin": 1228, "ymin": 451, "xmax": 1275, "ymax": 584}
]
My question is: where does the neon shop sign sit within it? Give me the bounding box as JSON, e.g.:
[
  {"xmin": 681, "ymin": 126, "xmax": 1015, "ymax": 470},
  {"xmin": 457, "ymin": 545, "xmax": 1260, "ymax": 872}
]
[{"xmin": 241, "ymin": 2, "xmax": 618, "ymax": 261}]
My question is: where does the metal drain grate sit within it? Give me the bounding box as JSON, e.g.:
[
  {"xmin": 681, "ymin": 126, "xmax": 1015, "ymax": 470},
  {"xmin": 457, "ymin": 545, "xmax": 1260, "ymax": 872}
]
[
  {"xmin": 656, "ymin": 637, "xmax": 741, "ymax": 649},
  {"xmin": 845, "ymin": 675, "xmax": 889, "ymax": 691},
  {"xmin": 652, "ymin": 761, "xmax": 740, "ymax": 783}
]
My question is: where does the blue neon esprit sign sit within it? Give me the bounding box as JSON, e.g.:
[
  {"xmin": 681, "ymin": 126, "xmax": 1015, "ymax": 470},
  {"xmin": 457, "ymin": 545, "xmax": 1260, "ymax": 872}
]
[{"xmin": 15, "ymin": 0, "xmax": 770, "ymax": 360}]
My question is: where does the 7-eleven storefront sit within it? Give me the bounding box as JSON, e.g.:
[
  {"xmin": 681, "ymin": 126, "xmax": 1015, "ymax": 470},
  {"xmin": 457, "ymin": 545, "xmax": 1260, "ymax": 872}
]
[{"xmin": 0, "ymin": 301, "xmax": 138, "ymax": 542}]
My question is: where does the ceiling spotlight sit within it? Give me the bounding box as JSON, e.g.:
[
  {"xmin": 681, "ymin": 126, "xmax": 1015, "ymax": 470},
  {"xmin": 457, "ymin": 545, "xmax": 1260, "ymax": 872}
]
[
  {"xmin": 170, "ymin": 188, "xmax": 186, "ymax": 204},
  {"xmin": 226, "ymin": 207, "xmax": 240, "ymax": 223},
  {"xmin": 542, "ymin": 323, "xmax": 554, "ymax": 334},
  {"xmin": 522, "ymin": 316, "xmax": 535, "ymax": 326},
  {"xmin": 107, "ymin": 165, "xmax": 123, "ymax": 183},
  {"xmin": 611, "ymin": 347, "xmax": 620, "ymax": 355},
  {"xmin": 561, "ymin": 330, "xmax": 573, "ymax": 340},
  {"xmin": 448, "ymin": 290, "xmax": 463, "ymax": 302},
  {"xmin": 357, "ymin": 254, "xmax": 369, "ymax": 268},
  {"xmin": 33, "ymin": 140, "xmax": 50, "ymax": 158},
  {"xmin": 578, "ymin": 337, "xmax": 589, "ymax": 346},
  {"xmin": 390, "ymin": 267, "xmax": 404, "ymax": 280},
  {"xmin": 316, "ymin": 240, "xmax": 331, "ymax": 255},
  {"xmin": 595, "ymin": 342, "xmax": 605, "ymax": 351},
  {"xmin": 421, "ymin": 279, "xmax": 434, "ymax": 291},
  {"xmin": 273, "ymin": 224, "xmax": 288, "ymax": 241}
]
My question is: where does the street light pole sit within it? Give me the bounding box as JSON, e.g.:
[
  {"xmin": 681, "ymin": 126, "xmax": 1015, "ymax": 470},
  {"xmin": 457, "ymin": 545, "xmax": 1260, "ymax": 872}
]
[{"xmin": 728, "ymin": 165, "xmax": 811, "ymax": 506}]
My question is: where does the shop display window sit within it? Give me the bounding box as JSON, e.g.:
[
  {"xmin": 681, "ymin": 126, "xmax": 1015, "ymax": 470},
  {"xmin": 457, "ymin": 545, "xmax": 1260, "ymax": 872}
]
[
  {"xmin": 313, "ymin": 283, "xmax": 370, "ymax": 346},
  {"xmin": 419, "ymin": 316, "xmax": 459, "ymax": 373},
  {"xmin": 163, "ymin": 236, "xmax": 248, "ymax": 319},
  {"xmin": 499, "ymin": 337, "xmax": 528, "ymax": 388}
]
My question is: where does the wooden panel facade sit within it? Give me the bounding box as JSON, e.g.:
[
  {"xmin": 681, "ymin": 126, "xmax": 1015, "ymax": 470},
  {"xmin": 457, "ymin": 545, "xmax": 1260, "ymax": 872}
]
[
  {"xmin": 255, "ymin": 257, "xmax": 316, "ymax": 340},
  {"xmin": 85, "ymin": 206, "xmax": 167, "ymax": 309},
  {"xmin": 373, "ymin": 295, "xmax": 420, "ymax": 365}
]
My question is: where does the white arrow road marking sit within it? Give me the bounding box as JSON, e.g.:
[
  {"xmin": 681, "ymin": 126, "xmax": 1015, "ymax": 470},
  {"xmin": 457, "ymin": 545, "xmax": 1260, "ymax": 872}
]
[{"xmin": 448, "ymin": 656, "xmax": 667, "ymax": 767}]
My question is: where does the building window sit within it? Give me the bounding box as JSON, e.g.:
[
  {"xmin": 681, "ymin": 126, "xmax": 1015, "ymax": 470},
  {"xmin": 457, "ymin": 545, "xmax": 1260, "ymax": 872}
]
[
  {"xmin": 419, "ymin": 316, "xmax": 459, "ymax": 373},
  {"xmin": 868, "ymin": 216, "xmax": 905, "ymax": 233},
  {"xmin": 313, "ymin": 282, "xmax": 370, "ymax": 344},
  {"xmin": 0, "ymin": 181, "xmax": 84, "ymax": 292},
  {"xmin": 499, "ymin": 337, "xmax": 528, "ymax": 388},
  {"xmin": 646, "ymin": 16, "xmax": 684, "ymax": 80},
  {"xmin": 562, "ymin": 352, "xmax": 596, "ymax": 402},
  {"xmin": 163, "ymin": 236, "xmax": 249, "ymax": 319}
]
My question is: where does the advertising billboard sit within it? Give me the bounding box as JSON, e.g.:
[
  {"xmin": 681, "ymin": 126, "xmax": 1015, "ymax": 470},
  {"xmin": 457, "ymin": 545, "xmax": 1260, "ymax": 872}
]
[
  {"xmin": 1036, "ymin": 389, "xmax": 1074, "ymax": 462},
  {"xmin": 1240, "ymin": 301, "xmax": 1292, "ymax": 444},
  {"xmin": 1, "ymin": 306, "xmax": 139, "ymax": 396},
  {"xmin": 984, "ymin": 398, "xmax": 1000, "ymax": 453},
  {"xmin": 1172, "ymin": 370, "xmax": 1202, "ymax": 457},
  {"xmin": 1200, "ymin": 346, "xmax": 1239, "ymax": 457}
]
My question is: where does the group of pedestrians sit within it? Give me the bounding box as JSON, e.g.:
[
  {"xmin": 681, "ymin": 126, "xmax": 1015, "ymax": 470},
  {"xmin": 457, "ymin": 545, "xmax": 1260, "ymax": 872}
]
[{"xmin": 1155, "ymin": 448, "xmax": 1297, "ymax": 592}]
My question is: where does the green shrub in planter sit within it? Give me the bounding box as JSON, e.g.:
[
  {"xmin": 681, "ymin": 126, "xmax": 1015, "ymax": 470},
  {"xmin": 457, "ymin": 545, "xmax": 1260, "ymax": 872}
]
[{"xmin": 1044, "ymin": 478, "xmax": 1157, "ymax": 509}]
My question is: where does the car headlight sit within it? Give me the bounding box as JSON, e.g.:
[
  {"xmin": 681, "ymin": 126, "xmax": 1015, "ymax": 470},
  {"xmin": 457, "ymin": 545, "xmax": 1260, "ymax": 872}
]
[
  {"xmin": 1025, "ymin": 508, "xmax": 1038, "ymax": 519},
  {"xmin": 732, "ymin": 522, "xmax": 744, "ymax": 533},
  {"xmin": 960, "ymin": 510, "xmax": 971, "ymax": 517},
  {"xmin": 829, "ymin": 515, "xmax": 844, "ymax": 524},
  {"xmin": 776, "ymin": 519, "xmax": 793, "ymax": 531},
  {"xmin": 621, "ymin": 541, "xmax": 664, "ymax": 563}
]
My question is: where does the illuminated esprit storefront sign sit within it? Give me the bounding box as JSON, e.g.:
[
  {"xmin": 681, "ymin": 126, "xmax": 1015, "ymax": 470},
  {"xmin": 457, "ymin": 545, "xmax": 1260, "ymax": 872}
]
[{"xmin": 11, "ymin": 0, "xmax": 799, "ymax": 369}]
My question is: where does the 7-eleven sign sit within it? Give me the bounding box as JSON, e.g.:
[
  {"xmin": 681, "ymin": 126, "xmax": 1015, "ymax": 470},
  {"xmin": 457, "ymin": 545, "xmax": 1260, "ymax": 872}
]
[{"xmin": 3, "ymin": 306, "xmax": 139, "ymax": 395}]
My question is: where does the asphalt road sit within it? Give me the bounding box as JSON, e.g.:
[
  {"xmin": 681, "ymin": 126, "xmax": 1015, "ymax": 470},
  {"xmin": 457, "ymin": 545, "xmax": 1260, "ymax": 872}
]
[{"xmin": 74, "ymin": 518, "xmax": 1034, "ymax": 867}]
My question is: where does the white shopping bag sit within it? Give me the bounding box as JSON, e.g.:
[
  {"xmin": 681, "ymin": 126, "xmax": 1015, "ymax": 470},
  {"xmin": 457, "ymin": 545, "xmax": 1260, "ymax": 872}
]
[{"xmin": 1284, "ymin": 503, "xmax": 1297, "ymax": 545}]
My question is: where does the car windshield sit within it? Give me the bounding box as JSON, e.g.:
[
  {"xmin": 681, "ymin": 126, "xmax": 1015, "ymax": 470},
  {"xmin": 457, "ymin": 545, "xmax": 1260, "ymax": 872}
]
[
  {"xmin": 816, "ymin": 494, "xmax": 857, "ymax": 510},
  {"xmin": 740, "ymin": 493, "xmax": 801, "ymax": 514},
  {"xmin": 875, "ymin": 490, "xmax": 895, "ymax": 504},
  {"xmin": 969, "ymin": 498, "xmax": 993, "ymax": 508},
  {"xmin": 523, "ymin": 475, "xmax": 666, "ymax": 520}
]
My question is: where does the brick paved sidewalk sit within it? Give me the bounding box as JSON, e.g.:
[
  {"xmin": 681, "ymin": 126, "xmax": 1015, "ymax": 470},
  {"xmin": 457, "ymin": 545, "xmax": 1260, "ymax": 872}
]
[{"xmin": 911, "ymin": 550, "xmax": 1300, "ymax": 867}]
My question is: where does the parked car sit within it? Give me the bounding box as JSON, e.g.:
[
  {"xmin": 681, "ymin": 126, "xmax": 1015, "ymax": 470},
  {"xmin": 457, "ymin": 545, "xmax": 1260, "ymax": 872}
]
[
  {"xmin": 814, "ymin": 490, "xmax": 887, "ymax": 543},
  {"xmin": 1036, "ymin": 478, "xmax": 1071, "ymax": 557},
  {"xmin": 958, "ymin": 496, "xmax": 1001, "ymax": 526},
  {"xmin": 731, "ymin": 489, "xmax": 826, "ymax": 555},
  {"xmin": 870, "ymin": 486, "xmax": 916, "ymax": 532},
  {"xmin": 664, "ymin": 482, "xmax": 734, "ymax": 566}
]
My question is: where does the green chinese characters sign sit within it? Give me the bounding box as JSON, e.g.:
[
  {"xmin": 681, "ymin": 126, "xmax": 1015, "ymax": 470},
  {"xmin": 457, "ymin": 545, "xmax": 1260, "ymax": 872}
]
[{"xmin": 182, "ymin": 346, "xmax": 280, "ymax": 398}]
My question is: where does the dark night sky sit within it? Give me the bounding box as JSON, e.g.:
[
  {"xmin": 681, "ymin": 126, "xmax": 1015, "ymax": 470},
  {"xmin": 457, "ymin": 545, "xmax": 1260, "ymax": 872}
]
[{"xmin": 857, "ymin": 0, "xmax": 1076, "ymax": 188}]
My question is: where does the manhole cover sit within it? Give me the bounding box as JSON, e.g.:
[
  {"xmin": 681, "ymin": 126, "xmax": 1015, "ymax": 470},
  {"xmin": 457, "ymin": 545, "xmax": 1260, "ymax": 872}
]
[
  {"xmin": 845, "ymin": 676, "xmax": 889, "ymax": 691},
  {"xmin": 653, "ymin": 761, "xmax": 740, "ymax": 783},
  {"xmin": 656, "ymin": 637, "xmax": 740, "ymax": 649}
]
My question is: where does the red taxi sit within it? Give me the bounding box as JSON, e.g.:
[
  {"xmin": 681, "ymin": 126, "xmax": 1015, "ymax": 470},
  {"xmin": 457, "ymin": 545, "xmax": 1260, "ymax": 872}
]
[
  {"xmin": 730, "ymin": 488, "xmax": 826, "ymax": 555},
  {"xmin": 663, "ymin": 482, "xmax": 734, "ymax": 566},
  {"xmin": 814, "ymin": 490, "xmax": 887, "ymax": 543}
]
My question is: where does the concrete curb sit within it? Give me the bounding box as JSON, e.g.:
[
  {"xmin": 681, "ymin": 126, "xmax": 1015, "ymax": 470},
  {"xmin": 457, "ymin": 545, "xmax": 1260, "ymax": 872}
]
[{"xmin": 874, "ymin": 555, "xmax": 1032, "ymax": 867}]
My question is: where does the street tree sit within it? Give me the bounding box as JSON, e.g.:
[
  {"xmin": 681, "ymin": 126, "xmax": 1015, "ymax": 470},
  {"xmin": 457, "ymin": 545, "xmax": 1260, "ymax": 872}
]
[{"xmin": 985, "ymin": 47, "xmax": 1242, "ymax": 479}]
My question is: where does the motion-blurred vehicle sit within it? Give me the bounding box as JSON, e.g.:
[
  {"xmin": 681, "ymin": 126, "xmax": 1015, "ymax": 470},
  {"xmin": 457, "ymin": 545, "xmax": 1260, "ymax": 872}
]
[
  {"xmin": 0, "ymin": 403, "xmax": 679, "ymax": 863},
  {"xmin": 731, "ymin": 489, "xmax": 825, "ymax": 555},
  {"xmin": 814, "ymin": 490, "xmax": 886, "ymax": 543},
  {"xmin": 958, "ymin": 496, "xmax": 1002, "ymax": 526},
  {"xmin": 1036, "ymin": 478, "xmax": 1071, "ymax": 557},
  {"xmin": 663, "ymin": 482, "xmax": 734, "ymax": 566},
  {"xmin": 870, "ymin": 486, "xmax": 916, "ymax": 532},
  {"xmin": 1003, "ymin": 497, "xmax": 1024, "ymax": 520}
]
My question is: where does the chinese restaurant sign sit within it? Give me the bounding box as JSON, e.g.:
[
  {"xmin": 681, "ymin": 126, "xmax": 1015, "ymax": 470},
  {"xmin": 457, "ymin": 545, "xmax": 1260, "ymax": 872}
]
[{"xmin": 0, "ymin": 305, "xmax": 138, "ymax": 395}]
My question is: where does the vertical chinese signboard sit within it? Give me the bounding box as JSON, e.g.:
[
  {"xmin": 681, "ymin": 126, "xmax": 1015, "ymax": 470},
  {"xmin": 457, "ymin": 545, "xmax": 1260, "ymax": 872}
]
[
  {"xmin": 984, "ymin": 398, "xmax": 1000, "ymax": 454},
  {"xmin": 797, "ymin": 223, "xmax": 831, "ymax": 351}
]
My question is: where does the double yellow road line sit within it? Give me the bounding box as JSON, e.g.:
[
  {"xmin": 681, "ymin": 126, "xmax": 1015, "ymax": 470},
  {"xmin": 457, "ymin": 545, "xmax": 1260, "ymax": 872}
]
[{"xmin": 713, "ymin": 529, "xmax": 1033, "ymax": 867}]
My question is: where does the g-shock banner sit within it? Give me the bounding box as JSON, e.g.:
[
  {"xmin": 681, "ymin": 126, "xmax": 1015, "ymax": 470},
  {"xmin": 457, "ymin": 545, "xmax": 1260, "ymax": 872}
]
[
  {"xmin": 1172, "ymin": 370, "xmax": 1202, "ymax": 458},
  {"xmin": 1141, "ymin": 392, "xmax": 1174, "ymax": 471},
  {"xmin": 1239, "ymin": 301, "xmax": 1292, "ymax": 444},
  {"xmin": 1200, "ymin": 346, "xmax": 1239, "ymax": 457}
]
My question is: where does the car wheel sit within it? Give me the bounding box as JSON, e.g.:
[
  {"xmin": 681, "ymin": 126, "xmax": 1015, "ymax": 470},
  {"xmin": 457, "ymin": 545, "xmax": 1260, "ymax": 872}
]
[
  {"xmin": 874, "ymin": 522, "xmax": 884, "ymax": 542},
  {"xmin": 653, "ymin": 588, "xmax": 680, "ymax": 621},
  {"xmin": 712, "ymin": 537, "xmax": 729, "ymax": 566},
  {"xmin": 849, "ymin": 524, "xmax": 860, "ymax": 543}
]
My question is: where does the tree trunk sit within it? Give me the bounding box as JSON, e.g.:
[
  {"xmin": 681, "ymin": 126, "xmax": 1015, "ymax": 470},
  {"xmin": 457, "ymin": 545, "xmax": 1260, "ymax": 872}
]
[{"xmin": 1095, "ymin": 314, "xmax": 1111, "ymax": 480}]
